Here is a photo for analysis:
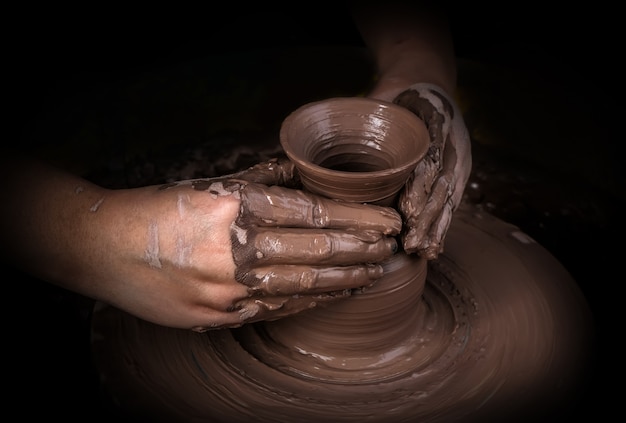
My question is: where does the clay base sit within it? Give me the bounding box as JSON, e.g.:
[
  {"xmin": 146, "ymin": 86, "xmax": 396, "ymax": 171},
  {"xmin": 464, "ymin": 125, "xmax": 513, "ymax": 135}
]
[{"xmin": 91, "ymin": 204, "xmax": 592, "ymax": 422}]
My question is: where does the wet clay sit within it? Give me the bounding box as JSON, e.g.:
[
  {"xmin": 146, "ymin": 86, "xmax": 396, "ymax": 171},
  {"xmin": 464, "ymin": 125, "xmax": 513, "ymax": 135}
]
[
  {"xmin": 91, "ymin": 98, "xmax": 593, "ymax": 422},
  {"xmin": 279, "ymin": 97, "xmax": 428, "ymax": 206},
  {"xmin": 92, "ymin": 204, "xmax": 592, "ymax": 422}
]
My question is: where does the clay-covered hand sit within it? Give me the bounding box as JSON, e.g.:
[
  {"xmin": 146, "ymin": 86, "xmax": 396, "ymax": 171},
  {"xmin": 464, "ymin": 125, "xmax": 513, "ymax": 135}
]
[
  {"xmin": 392, "ymin": 83, "xmax": 472, "ymax": 259},
  {"xmin": 136, "ymin": 158, "xmax": 400, "ymax": 331}
]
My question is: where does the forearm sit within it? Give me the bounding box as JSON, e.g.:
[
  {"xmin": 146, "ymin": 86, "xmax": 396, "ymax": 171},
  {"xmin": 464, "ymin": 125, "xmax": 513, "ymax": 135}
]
[
  {"xmin": 350, "ymin": 1, "xmax": 457, "ymax": 101},
  {"xmin": 1, "ymin": 153, "xmax": 117, "ymax": 296}
]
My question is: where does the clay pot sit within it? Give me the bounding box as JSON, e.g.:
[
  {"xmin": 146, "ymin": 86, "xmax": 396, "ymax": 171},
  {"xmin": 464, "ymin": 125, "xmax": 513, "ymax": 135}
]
[
  {"xmin": 279, "ymin": 96, "xmax": 429, "ymax": 206},
  {"xmin": 271, "ymin": 96, "xmax": 430, "ymax": 368}
]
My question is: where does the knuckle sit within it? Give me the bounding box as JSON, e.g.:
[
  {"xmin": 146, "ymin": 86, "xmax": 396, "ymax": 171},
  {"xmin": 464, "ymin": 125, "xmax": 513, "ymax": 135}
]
[
  {"xmin": 297, "ymin": 268, "xmax": 320, "ymax": 292},
  {"xmin": 310, "ymin": 234, "xmax": 334, "ymax": 259},
  {"xmin": 311, "ymin": 199, "xmax": 330, "ymax": 227}
]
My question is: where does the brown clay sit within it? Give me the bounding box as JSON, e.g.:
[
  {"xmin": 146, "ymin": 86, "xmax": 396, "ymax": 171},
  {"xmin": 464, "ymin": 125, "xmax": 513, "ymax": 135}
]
[
  {"xmin": 91, "ymin": 98, "xmax": 593, "ymax": 422},
  {"xmin": 280, "ymin": 97, "xmax": 429, "ymax": 206}
]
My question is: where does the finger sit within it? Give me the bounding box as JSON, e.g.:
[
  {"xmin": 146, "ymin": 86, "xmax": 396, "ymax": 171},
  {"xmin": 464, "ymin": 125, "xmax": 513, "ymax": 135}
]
[
  {"xmin": 394, "ymin": 89, "xmax": 447, "ymax": 232},
  {"xmin": 227, "ymin": 157, "xmax": 301, "ymax": 188},
  {"xmin": 402, "ymin": 176, "xmax": 449, "ymax": 255},
  {"xmin": 450, "ymin": 115, "xmax": 472, "ymax": 208},
  {"xmin": 240, "ymin": 183, "xmax": 402, "ymax": 235},
  {"xmin": 236, "ymin": 264, "xmax": 384, "ymax": 295},
  {"xmin": 396, "ymin": 83, "xmax": 470, "ymax": 213},
  {"xmin": 233, "ymin": 289, "xmax": 353, "ymax": 325},
  {"xmin": 393, "ymin": 87, "xmax": 448, "ymax": 153},
  {"xmin": 404, "ymin": 197, "xmax": 453, "ymax": 259},
  {"xmin": 191, "ymin": 291, "xmax": 355, "ymax": 331},
  {"xmin": 402, "ymin": 140, "xmax": 457, "ymax": 256},
  {"xmin": 189, "ymin": 309, "xmax": 249, "ymax": 332},
  {"xmin": 190, "ymin": 290, "xmax": 352, "ymax": 331},
  {"xmin": 398, "ymin": 155, "xmax": 439, "ymax": 225},
  {"xmin": 232, "ymin": 227, "xmax": 398, "ymax": 267},
  {"xmin": 423, "ymin": 198, "xmax": 454, "ymax": 258},
  {"xmin": 418, "ymin": 138, "xmax": 463, "ymax": 258}
]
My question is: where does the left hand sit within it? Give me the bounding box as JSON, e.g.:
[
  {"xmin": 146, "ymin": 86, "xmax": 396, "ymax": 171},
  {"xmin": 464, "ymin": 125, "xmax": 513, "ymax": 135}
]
[
  {"xmin": 154, "ymin": 158, "xmax": 401, "ymax": 331},
  {"xmin": 392, "ymin": 83, "xmax": 472, "ymax": 259}
]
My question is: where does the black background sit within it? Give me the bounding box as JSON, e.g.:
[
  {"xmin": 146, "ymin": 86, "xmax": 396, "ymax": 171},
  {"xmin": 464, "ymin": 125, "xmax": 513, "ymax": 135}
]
[{"xmin": 5, "ymin": 2, "xmax": 624, "ymax": 421}]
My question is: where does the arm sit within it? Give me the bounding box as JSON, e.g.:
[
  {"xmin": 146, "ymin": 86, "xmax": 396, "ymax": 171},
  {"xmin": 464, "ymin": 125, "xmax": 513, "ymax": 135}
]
[
  {"xmin": 350, "ymin": 1, "xmax": 457, "ymax": 101},
  {"xmin": 1, "ymin": 152, "xmax": 400, "ymax": 330},
  {"xmin": 350, "ymin": 1, "xmax": 472, "ymax": 259},
  {"xmin": 1, "ymin": 152, "xmax": 248, "ymax": 328}
]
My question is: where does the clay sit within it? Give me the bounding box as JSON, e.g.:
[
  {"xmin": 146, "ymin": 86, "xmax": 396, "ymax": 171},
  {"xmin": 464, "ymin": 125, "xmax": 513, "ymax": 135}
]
[
  {"xmin": 231, "ymin": 182, "xmax": 402, "ymax": 295},
  {"xmin": 92, "ymin": 204, "xmax": 592, "ymax": 422},
  {"xmin": 279, "ymin": 97, "xmax": 429, "ymax": 206},
  {"xmin": 91, "ymin": 98, "xmax": 593, "ymax": 422}
]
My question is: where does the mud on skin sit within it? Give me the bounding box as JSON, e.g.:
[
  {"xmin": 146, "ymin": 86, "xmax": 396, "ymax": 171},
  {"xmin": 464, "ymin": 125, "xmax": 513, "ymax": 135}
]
[{"xmin": 160, "ymin": 174, "xmax": 400, "ymax": 327}]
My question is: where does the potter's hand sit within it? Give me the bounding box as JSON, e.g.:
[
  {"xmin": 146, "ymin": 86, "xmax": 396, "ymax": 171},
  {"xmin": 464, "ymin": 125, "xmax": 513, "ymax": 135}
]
[
  {"xmin": 156, "ymin": 162, "xmax": 400, "ymax": 331},
  {"xmin": 2, "ymin": 151, "xmax": 400, "ymax": 334},
  {"xmin": 393, "ymin": 83, "xmax": 472, "ymax": 259}
]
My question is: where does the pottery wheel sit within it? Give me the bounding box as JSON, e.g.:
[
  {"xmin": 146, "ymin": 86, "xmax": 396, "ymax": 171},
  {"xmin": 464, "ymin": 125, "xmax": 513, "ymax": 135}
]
[{"xmin": 91, "ymin": 203, "xmax": 592, "ymax": 422}]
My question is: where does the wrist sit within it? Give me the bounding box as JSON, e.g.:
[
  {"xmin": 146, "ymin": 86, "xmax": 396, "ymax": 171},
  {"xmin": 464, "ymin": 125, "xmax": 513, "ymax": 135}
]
[{"xmin": 368, "ymin": 78, "xmax": 454, "ymax": 105}]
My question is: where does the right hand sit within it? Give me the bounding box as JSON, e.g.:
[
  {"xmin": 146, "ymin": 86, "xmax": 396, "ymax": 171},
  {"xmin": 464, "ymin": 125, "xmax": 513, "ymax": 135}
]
[{"xmin": 392, "ymin": 83, "xmax": 472, "ymax": 259}]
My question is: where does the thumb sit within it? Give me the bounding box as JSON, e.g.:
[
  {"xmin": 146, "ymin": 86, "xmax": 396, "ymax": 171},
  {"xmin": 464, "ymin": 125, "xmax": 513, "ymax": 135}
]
[{"xmin": 227, "ymin": 157, "xmax": 301, "ymax": 188}]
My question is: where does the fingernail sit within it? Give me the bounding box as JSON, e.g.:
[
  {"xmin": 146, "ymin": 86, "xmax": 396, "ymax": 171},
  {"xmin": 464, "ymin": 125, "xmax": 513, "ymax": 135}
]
[
  {"xmin": 387, "ymin": 238, "xmax": 398, "ymax": 254},
  {"xmin": 368, "ymin": 264, "xmax": 384, "ymax": 279}
]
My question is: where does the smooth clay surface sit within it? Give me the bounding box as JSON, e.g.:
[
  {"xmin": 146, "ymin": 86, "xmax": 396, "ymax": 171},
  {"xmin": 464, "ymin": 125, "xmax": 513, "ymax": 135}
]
[{"xmin": 279, "ymin": 97, "xmax": 429, "ymax": 206}]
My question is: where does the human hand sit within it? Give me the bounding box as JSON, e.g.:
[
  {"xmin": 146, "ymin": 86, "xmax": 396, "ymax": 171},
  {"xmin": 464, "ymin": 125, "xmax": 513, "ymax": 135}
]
[
  {"xmin": 103, "ymin": 158, "xmax": 400, "ymax": 331},
  {"xmin": 392, "ymin": 83, "xmax": 472, "ymax": 259}
]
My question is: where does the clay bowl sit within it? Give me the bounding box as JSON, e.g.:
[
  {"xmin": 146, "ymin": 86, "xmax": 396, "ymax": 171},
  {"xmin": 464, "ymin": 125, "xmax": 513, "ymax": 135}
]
[{"xmin": 279, "ymin": 97, "xmax": 429, "ymax": 206}]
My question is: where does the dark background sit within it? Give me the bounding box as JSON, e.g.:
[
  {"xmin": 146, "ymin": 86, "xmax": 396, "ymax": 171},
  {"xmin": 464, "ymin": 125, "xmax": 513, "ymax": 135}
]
[{"xmin": 5, "ymin": 3, "xmax": 624, "ymax": 421}]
